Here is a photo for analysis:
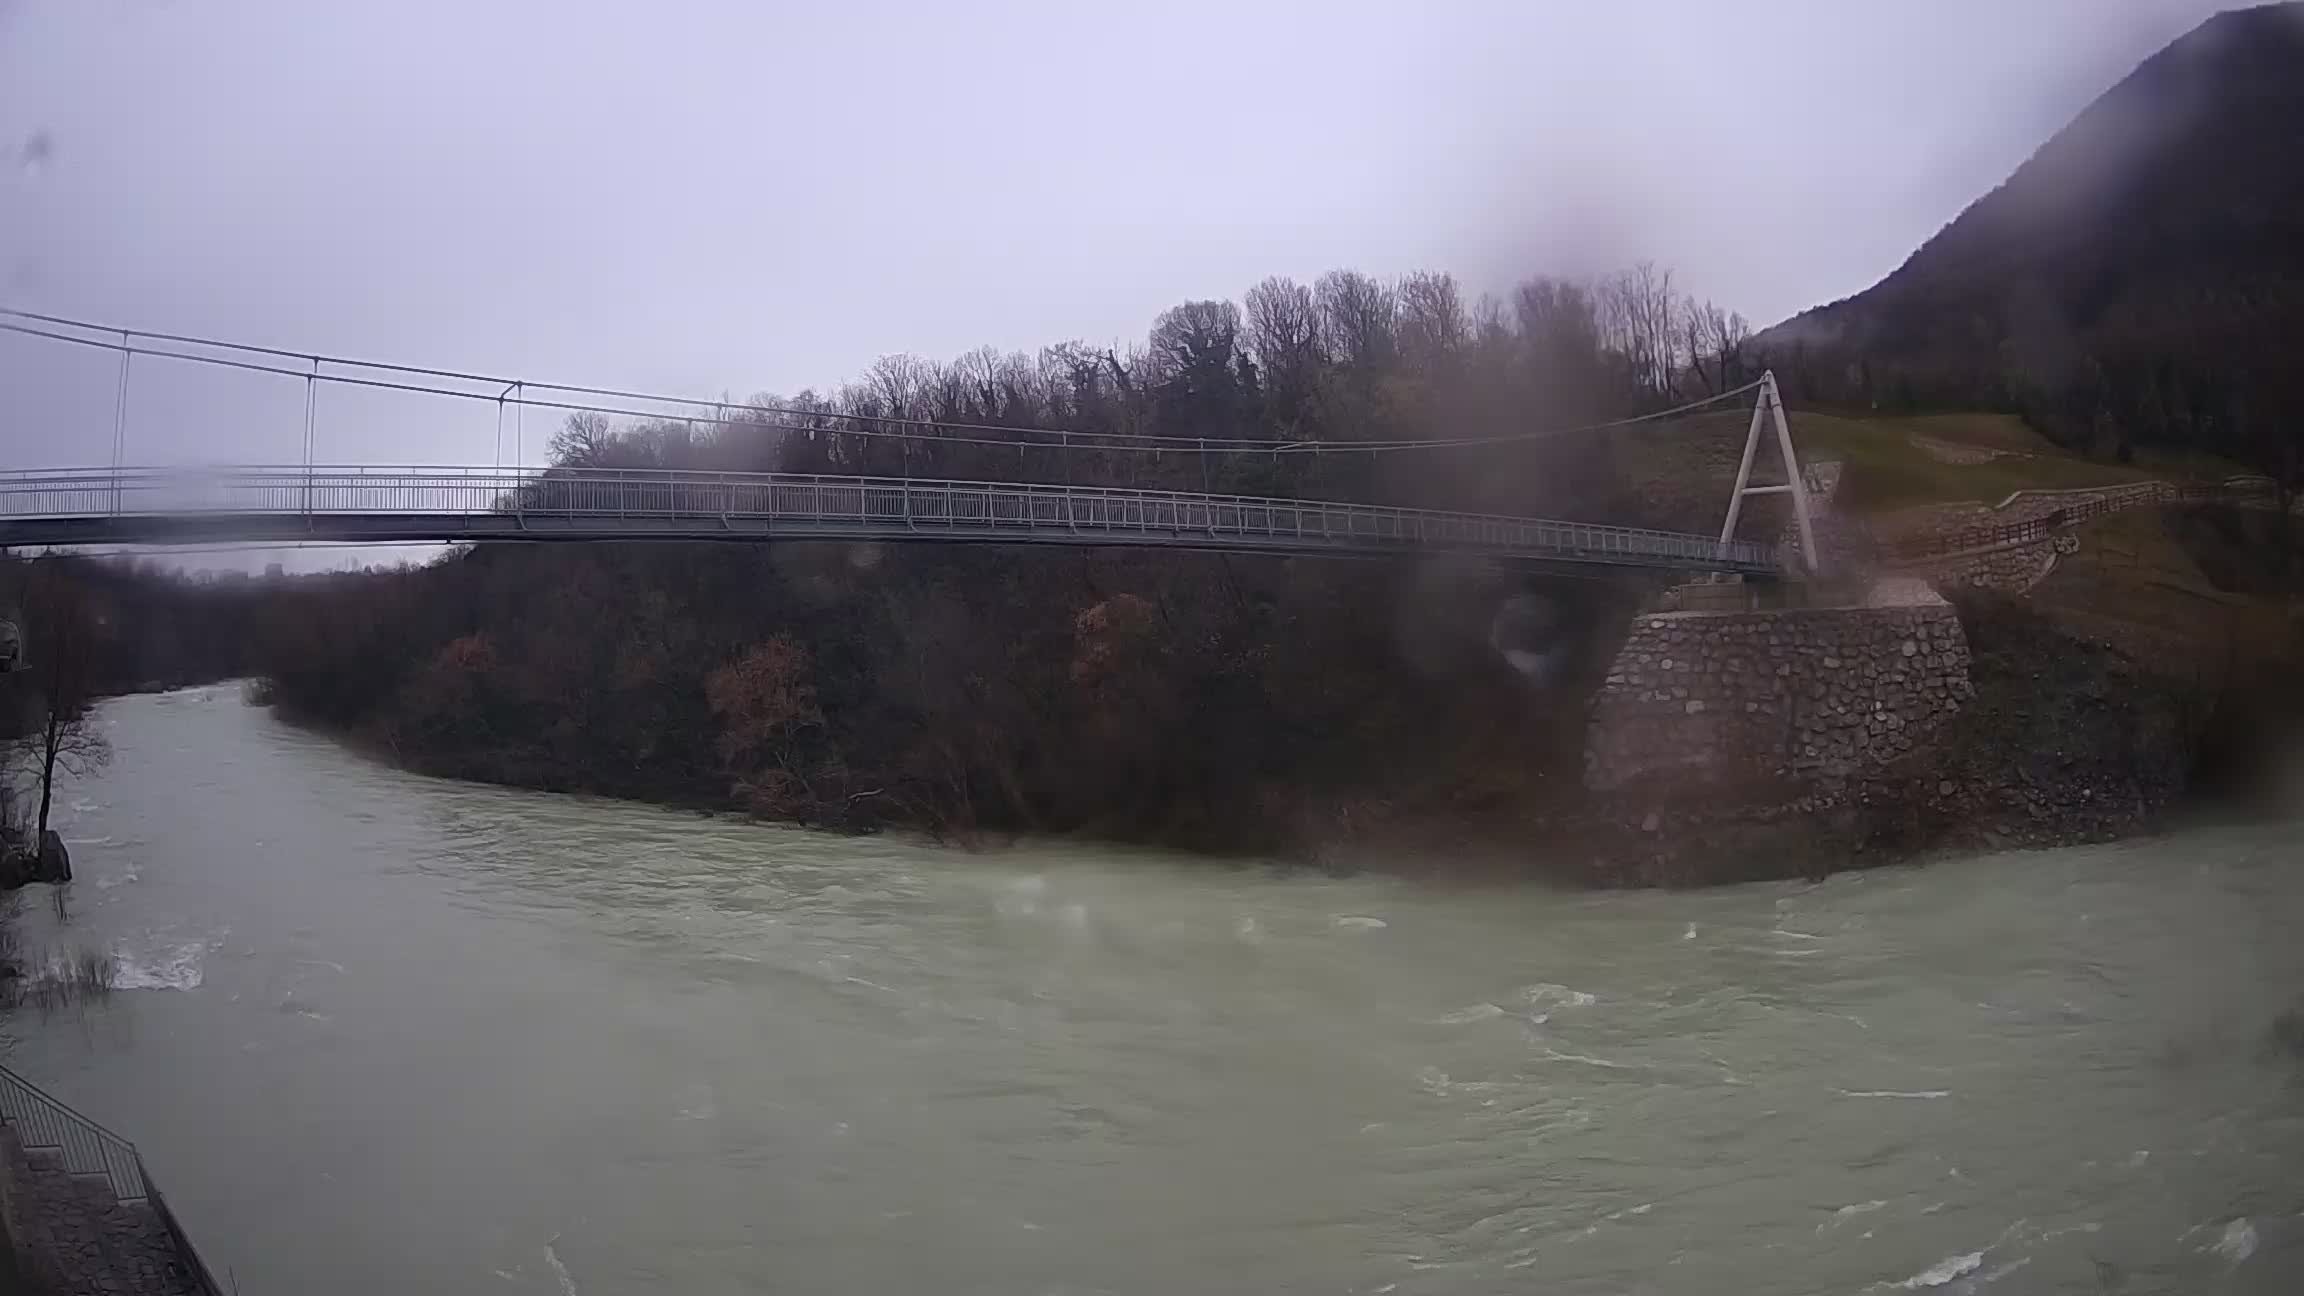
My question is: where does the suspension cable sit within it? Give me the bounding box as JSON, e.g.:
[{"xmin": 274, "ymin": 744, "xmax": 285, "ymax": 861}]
[{"xmin": 0, "ymin": 309, "xmax": 1761, "ymax": 458}]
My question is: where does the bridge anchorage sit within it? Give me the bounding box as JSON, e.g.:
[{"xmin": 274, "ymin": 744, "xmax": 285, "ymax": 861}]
[{"xmin": 0, "ymin": 310, "xmax": 1812, "ymax": 578}]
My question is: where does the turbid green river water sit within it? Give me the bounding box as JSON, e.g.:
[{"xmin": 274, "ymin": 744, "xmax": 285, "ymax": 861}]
[{"xmin": 3, "ymin": 685, "xmax": 2300, "ymax": 1293}]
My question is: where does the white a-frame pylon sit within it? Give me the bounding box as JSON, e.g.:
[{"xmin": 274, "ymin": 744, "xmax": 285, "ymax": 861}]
[{"xmin": 1718, "ymin": 370, "xmax": 1819, "ymax": 572}]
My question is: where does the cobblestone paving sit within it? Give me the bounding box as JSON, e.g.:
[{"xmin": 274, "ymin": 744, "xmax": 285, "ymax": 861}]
[{"xmin": 0, "ymin": 1128, "xmax": 196, "ymax": 1295}]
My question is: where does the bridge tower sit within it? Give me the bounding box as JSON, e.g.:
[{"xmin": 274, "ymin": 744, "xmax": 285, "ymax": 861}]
[{"xmin": 1716, "ymin": 371, "xmax": 1819, "ymax": 573}]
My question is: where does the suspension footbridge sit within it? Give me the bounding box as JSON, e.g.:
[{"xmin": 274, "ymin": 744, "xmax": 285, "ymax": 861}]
[
  {"xmin": 0, "ymin": 465, "xmax": 1780, "ymax": 573},
  {"xmin": 0, "ymin": 311, "xmax": 1816, "ymax": 577}
]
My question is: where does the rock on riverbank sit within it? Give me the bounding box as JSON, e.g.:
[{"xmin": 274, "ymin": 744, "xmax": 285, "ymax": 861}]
[{"xmin": 0, "ymin": 831, "xmax": 71, "ymax": 890}]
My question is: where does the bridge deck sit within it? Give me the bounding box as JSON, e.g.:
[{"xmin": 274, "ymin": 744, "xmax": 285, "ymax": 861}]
[{"xmin": 0, "ymin": 467, "xmax": 1780, "ymax": 575}]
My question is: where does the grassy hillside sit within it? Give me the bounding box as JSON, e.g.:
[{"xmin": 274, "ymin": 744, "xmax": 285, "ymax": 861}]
[
  {"xmin": 1787, "ymin": 411, "xmax": 2155, "ymax": 513},
  {"xmin": 1760, "ymin": 408, "xmax": 2291, "ymax": 683},
  {"xmin": 1615, "ymin": 404, "xmax": 2239, "ymax": 528}
]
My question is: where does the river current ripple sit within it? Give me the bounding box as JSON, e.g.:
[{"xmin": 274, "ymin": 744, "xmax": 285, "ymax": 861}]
[{"xmin": 5, "ymin": 686, "xmax": 2301, "ymax": 1293}]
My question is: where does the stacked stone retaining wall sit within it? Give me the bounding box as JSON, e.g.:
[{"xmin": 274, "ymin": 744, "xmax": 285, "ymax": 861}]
[
  {"xmin": 1879, "ymin": 483, "xmax": 2169, "ymax": 594},
  {"xmin": 1921, "ymin": 531, "xmax": 2081, "ymax": 593},
  {"xmin": 1586, "ymin": 599, "xmax": 1974, "ymax": 791}
]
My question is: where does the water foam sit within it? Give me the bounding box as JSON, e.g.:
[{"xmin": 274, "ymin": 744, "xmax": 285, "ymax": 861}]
[
  {"xmin": 1896, "ymin": 1250, "xmax": 1982, "ymax": 1288},
  {"xmin": 1540, "ymin": 1048, "xmax": 1638, "ymax": 1071},
  {"xmin": 1819, "ymin": 1200, "xmax": 1888, "ymax": 1234},
  {"xmin": 2212, "ymin": 1217, "xmax": 2257, "ymax": 1265},
  {"xmin": 542, "ymin": 1237, "xmax": 579, "ymax": 1295},
  {"xmin": 1976, "ymin": 1257, "xmax": 2031, "ymax": 1284},
  {"xmin": 112, "ymin": 941, "xmax": 206, "ymax": 991},
  {"xmin": 1519, "ymin": 983, "xmax": 1597, "ymax": 1009}
]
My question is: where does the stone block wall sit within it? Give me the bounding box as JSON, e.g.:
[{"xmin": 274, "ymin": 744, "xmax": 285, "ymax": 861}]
[
  {"xmin": 1915, "ymin": 531, "xmax": 2080, "ymax": 594},
  {"xmin": 1870, "ymin": 480, "xmax": 2198, "ymax": 595},
  {"xmin": 1869, "ymin": 482, "xmax": 2165, "ymax": 549},
  {"xmin": 1585, "ymin": 599, "xmax": 1975, "ymax": 791}
]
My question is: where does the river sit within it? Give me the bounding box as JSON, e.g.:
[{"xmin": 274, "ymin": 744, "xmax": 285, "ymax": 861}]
[{"xmin": 2, "ymin": 686, "xmax": 2300, "ymax": 1294}]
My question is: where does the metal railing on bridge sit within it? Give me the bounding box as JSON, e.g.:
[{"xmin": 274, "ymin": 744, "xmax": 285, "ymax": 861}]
[{"xmin": 0, "ymin": 465, "xmax": 1781, "ymax": 574}]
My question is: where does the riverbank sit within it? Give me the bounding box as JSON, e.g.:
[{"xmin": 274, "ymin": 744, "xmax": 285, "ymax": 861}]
[{"xmin": 252, "ymin": 576, "xmax": 2295, "ymax": 887}]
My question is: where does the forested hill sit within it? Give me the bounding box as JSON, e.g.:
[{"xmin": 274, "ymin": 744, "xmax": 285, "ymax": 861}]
[{"xmin": 1759, "ymin": 1, "xmax": 2304, "ymax": 482}]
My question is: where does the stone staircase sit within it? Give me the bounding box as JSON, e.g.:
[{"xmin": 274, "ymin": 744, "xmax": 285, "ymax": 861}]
[
  {"xmin": 0, "ymin": 1064, "xmax": 220, "ymax": 1295},
  {"xmin": 0, "ymin": 1126, "xmax": 200, "ymax": 1295}
]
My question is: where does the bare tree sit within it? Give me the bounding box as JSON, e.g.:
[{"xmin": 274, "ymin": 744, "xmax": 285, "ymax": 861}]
[
  {"xmin": 5, "ymin": 566, "xmax": 110, "ymax": 851},
  {"xmin": 1515, "ymin": 276, "xmax": 1608, "ymax": 417},
  {"xmin": 1243, "ymin": 277, "xmax": 1318, "ymax": 380},
  {"xmin": 1396, "ymin": 270, "xmax": 1469, "ymax": 374},
  {"xmin": 1515, "ymin": 277, "xmax": 1599, "ymax": 352},
  {"xmin": 1719, "ymin": 303, "xmax": 1753, "ymax": 390},
  {"xmin": 1147, "ymin": 300, "xmax": 1243, "ymax": 383},
  {"xmin": 1243, "ymin": 276, "xmax": 1320, "ymax": 424},
  {"xmin": 1472, "ymin": 292, "xmax": 1512, "ymax": 345},
  {"xmin": 1145, "ymin": 300, "xmax": 1250, "ymax": 449},
  {"xmin": 1684, "ymin": 297, "xmax": 1753, "ymax": 395},
  {"xmin": 1314, "ymin": 270, "xmax": 1397, "ymax": 374},
  {"xmin": 940, "ymin": 346, "xmax": 999, "ymax": 419},
  {"xmin": 997, "ymin": 351, "xmax": 1045, "ymax": 425},
  {"xmin": 1598, "ymin": 261, "xmax": 1683, "ymax": 400},
  {"xmin": 861, "ymin": 353, "xmax": 939, "ymax": 425},
  {"xmin": 1044, "ymin": 342, "xmax": 1115, "ymax": 415},
  {"xmin": 549, "ymin": 411, "xmax": 617, "ymax": 466}
]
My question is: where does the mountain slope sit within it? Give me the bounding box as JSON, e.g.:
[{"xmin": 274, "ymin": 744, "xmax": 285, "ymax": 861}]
[{"xmin": 1761, "ymin": 2, "xmax": 2304, "ymax": 479}]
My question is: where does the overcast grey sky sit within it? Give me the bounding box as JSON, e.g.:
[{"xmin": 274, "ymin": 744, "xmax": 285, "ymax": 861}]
[{"xmin": 0, "ymin": 0, "xmax": 2245, "ymax": 478}]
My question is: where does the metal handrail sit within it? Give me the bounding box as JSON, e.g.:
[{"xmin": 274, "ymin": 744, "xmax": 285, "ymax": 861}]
[
  {"xmin": 1888, "ymin": 480, "xmax": 2272, "ymax": 561},
  {"xmin": 0, "ymin": 464, "xmax": 1782, "ymax": 572},
  {"xmin": 0, "ymin": 1062, "xmax": 224, "ymax": 1294},
  {"xmin": 0, "ymin": 1063, "xmax": 144, "ymax": 1199}
]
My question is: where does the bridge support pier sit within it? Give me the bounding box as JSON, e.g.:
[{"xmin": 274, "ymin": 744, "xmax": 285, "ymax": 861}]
[{"xmin": 1583, "ymin": 589, "xmax": 1975, "ymax": 793}]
